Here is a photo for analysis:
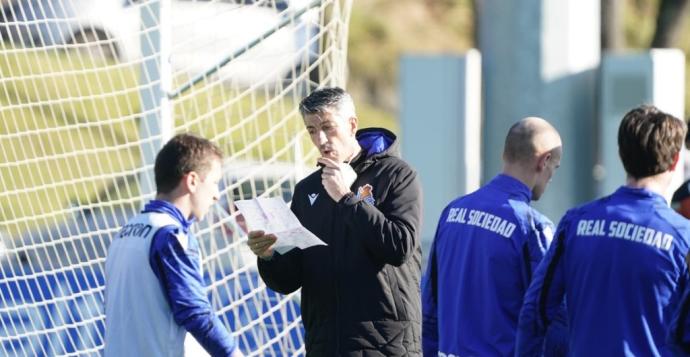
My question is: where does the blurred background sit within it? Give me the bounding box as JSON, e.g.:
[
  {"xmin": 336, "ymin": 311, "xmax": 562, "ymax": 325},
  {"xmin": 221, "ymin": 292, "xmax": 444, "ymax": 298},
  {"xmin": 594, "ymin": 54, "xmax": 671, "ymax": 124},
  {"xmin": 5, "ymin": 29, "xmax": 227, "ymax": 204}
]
[
  {"xmin": 348, "ymin": 0, "xmax": 690, "ymax": 125},
  {"xmin": 348, "ymin": 0, "xmax": 690, "ymax": 255}
]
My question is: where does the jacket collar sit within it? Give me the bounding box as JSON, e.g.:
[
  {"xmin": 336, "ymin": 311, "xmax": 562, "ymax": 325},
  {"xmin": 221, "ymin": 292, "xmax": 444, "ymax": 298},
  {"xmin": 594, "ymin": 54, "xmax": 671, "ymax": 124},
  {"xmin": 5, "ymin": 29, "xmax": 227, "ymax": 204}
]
[
  {"xmin": 489, "ymin": 174, "xmax": 532, "ymax": 203},
  {"xmin": 615, "ymin": 186, "xmax": 667, "ymax": 205},
  {"xmin": 142, "ymin": 200, "xmax": 194, "ymax": 232},
  {"xmin": 350, "ymin": 127, "xmax": 399, "ymax": 170}
]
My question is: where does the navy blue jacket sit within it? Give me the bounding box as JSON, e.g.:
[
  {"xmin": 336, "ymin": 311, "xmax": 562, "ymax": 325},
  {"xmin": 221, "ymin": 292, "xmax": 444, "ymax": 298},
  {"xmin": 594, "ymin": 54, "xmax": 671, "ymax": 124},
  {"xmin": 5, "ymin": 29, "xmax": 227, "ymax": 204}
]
[
  {"xmin": 517, "ymin": 186, "xmax": 690, "ymax": 356},
  {"xmin": 668, "ymin": 284, "xmax": 690, "ymax": 355},
  {"xmin": 422, "ymin": 174, "xmax": 565, "ymax": 356}
]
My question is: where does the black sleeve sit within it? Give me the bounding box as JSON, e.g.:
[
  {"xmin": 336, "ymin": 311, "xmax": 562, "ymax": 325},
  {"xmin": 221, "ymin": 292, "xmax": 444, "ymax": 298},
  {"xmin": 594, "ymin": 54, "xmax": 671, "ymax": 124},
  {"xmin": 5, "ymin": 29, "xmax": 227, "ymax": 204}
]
[
  {"xmin": 340, "ymin": 164, "xmax": 422, "ymax": 266},
  {"xmin": 257, "ymin": 249, "xmax": 303, "ymax": 294}
]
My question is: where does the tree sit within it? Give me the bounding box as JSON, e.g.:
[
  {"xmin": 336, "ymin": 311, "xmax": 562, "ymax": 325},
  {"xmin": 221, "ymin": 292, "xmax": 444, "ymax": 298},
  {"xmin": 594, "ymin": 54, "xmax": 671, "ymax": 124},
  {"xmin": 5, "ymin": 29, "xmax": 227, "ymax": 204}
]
[
  {"xmin": 650, "ymin": 0, "xmax": 690, "ymax": 47},
  {"xmin": 602, "ymin": 0, "xmax": 625, "ymax": 50}
]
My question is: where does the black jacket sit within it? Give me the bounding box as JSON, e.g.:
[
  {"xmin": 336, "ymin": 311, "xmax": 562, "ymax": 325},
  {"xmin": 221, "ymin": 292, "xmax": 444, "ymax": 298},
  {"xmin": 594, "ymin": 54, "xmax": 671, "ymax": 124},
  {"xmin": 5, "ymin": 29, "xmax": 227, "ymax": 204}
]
[{"xmin": 258, "ymin": 128, "xmax": 423, "ymax": 356}]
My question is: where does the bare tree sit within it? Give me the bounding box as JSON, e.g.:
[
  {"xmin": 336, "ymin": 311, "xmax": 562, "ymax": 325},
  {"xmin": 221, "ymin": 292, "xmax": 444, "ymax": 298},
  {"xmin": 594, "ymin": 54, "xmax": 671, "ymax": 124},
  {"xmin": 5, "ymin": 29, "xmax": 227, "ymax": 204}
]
[
  {"xmin": 651, "ymin": 0, "xmax": 690, "ymax": 48},
  {"xmin": 472, "ymin": 0, "xmax": 480, "ymax": 48},
  {"xmin": 602, "ymin": 0, "xmax": 625, "ymax": 50}
]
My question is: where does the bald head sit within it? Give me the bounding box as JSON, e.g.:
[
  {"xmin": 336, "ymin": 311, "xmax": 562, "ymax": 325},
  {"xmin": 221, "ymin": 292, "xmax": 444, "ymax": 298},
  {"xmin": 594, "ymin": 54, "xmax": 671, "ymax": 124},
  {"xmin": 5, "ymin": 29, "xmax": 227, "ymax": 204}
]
[
  {"xmin": 503, "ymin": 117, "xmax": 561, "ymax": 165},
  {"xmin": 502, "ymin": 117, "xmax": 562, "ymax": 201}
]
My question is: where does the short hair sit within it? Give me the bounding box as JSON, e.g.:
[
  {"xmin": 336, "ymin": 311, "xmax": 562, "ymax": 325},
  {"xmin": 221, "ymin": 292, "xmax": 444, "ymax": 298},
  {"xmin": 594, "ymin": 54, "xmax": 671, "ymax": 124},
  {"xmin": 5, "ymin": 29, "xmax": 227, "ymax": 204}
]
[
  {"xmin": 504, "ymin": 122, "xmax": 535, "ymax": 163},
  {"xmin": 154, "ymin": 133, "xmax": 223, "ymax": 194},
  {"xmin": 618, "ymin": 105, "xmax": 686, "ymax": 179},
  {"xmin": 298, "ymin": 87, "xmax": 355, "ymax": 119}
]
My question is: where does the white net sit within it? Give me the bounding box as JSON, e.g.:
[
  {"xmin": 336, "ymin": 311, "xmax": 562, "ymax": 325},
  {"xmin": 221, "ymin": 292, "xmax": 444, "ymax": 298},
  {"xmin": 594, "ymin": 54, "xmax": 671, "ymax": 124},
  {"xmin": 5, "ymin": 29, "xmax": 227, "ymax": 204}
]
[{"xmin": 0, "ymin": 0, "xmax": 352, "ymax": 355}]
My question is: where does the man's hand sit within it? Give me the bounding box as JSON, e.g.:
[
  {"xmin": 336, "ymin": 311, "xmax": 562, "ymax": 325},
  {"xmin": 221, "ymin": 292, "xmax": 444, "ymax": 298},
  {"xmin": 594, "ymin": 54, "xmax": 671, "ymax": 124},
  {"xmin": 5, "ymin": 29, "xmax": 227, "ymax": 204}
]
[
  {"xmin": 318, "ymin": 157, "xmax": 356, "ymax": 202},
  {"xmin": 247, "ymin": 230, "xmax": 277, "ymax": 259},
  {"xmin": 231, "ymin": 348, "xmax": 245, "ymax": 357}
]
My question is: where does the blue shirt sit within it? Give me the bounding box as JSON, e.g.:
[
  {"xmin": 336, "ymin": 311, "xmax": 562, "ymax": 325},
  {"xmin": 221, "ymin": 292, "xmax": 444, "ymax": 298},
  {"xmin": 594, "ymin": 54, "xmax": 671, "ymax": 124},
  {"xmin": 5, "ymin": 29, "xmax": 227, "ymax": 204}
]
[
  {"xmin": 517, "ymin": 186, "xmax": 690, "ymax": 356},
  {"xmin": 422, "ymin": 174, "xmax": 565, "ymax": 357}
]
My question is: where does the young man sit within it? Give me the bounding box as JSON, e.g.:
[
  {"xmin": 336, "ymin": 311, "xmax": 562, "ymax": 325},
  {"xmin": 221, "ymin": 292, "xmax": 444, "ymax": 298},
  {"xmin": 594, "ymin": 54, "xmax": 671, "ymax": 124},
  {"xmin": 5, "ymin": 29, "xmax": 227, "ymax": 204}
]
[
  {"xmin": 421, "ymin": 117, "xmax": 566, "ymax": 356},
  {"xmin": 517, "ymin": 105, "xmax": 690, "ymax": 356},
  {"xmin": 247, "ymin": 87, "xmax": 423, "ymax": 356},
  {"xmin": 105, "ymin": 133, "xmax": 242, "ymax": 357}
]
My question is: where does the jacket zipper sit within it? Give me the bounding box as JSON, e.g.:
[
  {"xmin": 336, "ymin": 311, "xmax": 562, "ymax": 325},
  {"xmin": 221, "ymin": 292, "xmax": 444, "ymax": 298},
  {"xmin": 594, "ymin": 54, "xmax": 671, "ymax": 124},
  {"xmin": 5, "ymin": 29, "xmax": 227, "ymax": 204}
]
[{"xmin": 332, "ymin": 203, "xmax": 341, "ymax": 355}]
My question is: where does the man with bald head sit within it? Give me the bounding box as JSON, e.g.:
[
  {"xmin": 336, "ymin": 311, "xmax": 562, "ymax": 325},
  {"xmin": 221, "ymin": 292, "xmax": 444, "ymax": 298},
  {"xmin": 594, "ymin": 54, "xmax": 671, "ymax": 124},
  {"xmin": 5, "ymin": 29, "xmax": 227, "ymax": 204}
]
[
  {"xmin": 422, "ymin": 117, "xmax": 565, "ymax": 357},
  {"xmin": 518, "ymin": 105, "xmax": 690, "ymax": 356}
]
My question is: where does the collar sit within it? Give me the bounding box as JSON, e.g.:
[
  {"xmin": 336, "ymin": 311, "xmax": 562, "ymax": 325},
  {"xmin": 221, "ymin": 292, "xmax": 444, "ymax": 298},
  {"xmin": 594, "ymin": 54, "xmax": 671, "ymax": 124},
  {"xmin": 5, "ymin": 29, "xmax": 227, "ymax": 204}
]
[
  {"xmin": 615, "ymin": 186, "xmax": 667, "ymax": 205},
  {"xmin": 357, "ymin": 129, "xmax": 394, "ymax": 156},
  {"xmin": 142, "ymin": 200, "xmax": 194, "ymax": 232},
  {"xmin": 488, "ymin": 174, "xmax": 532, "ymax": 202}
]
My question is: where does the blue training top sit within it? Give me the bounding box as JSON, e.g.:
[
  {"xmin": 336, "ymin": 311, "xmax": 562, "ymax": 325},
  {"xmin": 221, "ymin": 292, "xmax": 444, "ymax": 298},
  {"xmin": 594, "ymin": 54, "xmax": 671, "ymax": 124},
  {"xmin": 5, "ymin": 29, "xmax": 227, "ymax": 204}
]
[
  {"xmin": 422, "ymin": 174, "xmax": 566, "ymax": 357},
  {"xmin": 147, "ymin": 200, "xmax": 237, "ymax": 356},
  {"xmin": 517, "ymin": 186, "xmax": 690, "ymax": 357}
]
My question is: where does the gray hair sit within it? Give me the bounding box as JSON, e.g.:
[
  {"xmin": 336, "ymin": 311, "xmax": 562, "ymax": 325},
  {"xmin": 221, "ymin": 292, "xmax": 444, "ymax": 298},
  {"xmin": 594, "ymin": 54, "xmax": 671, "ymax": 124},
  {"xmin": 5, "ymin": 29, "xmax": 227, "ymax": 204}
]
[{"xmin": 298, "ymin": 87, "xmax": 356, "ymax": 119}]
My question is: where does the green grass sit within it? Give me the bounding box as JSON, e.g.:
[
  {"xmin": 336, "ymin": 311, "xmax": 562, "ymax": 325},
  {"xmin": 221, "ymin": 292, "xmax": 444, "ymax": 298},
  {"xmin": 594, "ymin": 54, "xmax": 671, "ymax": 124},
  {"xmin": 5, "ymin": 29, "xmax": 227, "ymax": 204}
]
[
  {"xmin": 0, "ymin": 44, "xmax": 394, "ymax": 236},
  {"xmin": 0, "ymin": 47, "xmax": 141, "ymax": 235}
]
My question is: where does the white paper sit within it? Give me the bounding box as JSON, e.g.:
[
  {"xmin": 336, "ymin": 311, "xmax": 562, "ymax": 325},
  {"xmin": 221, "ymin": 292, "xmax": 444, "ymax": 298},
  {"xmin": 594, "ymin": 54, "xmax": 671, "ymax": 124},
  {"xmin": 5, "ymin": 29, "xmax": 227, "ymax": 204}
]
[{"xmin": 235, "ymin": 196, "xmax": 326, "ymax": 254}]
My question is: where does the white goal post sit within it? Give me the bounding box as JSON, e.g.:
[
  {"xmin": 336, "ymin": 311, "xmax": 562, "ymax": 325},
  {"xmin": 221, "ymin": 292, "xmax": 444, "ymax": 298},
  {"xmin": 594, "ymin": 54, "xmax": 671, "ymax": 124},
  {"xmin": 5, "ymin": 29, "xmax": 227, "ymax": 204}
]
[{"xmin": 0, "ymin": 0, "xmax": 352, "ymax": 355}]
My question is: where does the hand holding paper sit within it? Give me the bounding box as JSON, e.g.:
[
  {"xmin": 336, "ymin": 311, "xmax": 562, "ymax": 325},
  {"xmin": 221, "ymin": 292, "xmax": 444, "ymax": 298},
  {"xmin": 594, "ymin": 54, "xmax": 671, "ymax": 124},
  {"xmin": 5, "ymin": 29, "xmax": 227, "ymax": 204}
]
[
  {"xmin": 247, "ymin": 230, "xmax": 277, "ymax": 258},
  {"xmin": 236, "ymin": 196, "xmax": 327, "ymax": 255}
]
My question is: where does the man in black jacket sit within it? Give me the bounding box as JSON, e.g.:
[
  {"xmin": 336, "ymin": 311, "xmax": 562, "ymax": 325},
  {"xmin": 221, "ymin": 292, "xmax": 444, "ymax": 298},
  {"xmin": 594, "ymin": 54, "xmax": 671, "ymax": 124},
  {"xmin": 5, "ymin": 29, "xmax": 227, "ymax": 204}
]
[{"xmin": 247, "ymin": 87, "xmax": 423, "ymax": 356}]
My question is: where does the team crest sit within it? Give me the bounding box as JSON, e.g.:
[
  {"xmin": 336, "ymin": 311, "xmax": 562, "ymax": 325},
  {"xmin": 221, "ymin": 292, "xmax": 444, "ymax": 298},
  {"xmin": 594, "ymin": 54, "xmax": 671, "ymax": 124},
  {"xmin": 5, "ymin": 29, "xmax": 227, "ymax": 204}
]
[{"xmin": 356, "ymin": 184, "xmax": 376, "ymax": 206}]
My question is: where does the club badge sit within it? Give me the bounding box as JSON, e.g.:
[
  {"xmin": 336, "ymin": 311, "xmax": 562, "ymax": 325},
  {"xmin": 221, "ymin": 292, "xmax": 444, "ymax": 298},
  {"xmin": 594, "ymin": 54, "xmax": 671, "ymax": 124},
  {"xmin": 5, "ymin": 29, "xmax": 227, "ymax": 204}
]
[{"xmin": 356, "ymin": 184, "xmax": 376, "ymax": 206}]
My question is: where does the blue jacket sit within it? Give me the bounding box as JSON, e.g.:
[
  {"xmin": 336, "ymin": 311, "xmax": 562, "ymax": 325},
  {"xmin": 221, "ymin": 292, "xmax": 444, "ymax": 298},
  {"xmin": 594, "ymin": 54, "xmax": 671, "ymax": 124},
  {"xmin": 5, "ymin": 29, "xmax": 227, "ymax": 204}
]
[
  {"xmin": 422, "ymin": 174, "xmax": 565, "ymax": 357},
  {"xmin": 669, "ymin": 285, "xmax": 690, "ymax": 355},
  {"xmin": 147, "ymin": 200, "xmax": 237, "ymax": 356},
  {"xmin": 517, "ymin": 186, "xmax": 690, "ymax": 356}
]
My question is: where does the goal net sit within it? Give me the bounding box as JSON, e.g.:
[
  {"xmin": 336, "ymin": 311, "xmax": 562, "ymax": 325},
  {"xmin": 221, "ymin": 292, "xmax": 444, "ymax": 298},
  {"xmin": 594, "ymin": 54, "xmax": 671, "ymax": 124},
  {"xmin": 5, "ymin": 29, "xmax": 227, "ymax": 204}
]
[{"xmin": 0, "ymin": 0, "xmax": 351, "ymax": 355}]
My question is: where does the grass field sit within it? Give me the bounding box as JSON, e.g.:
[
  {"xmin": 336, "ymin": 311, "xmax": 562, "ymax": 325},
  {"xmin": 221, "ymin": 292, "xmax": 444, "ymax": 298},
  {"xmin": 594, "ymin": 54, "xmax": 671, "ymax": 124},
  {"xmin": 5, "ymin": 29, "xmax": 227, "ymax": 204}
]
[{"xmin": 0, "ymin": 45, "xmax": 396, "ymax": 237}]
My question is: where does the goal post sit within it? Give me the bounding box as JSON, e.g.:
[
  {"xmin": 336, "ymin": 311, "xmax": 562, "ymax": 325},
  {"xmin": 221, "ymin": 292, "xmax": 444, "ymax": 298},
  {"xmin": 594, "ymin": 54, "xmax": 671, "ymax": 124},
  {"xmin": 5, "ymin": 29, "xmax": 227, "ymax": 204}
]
[{"xmin": 0, "ymin": 0, "xmax": 352, "ymax": 355}]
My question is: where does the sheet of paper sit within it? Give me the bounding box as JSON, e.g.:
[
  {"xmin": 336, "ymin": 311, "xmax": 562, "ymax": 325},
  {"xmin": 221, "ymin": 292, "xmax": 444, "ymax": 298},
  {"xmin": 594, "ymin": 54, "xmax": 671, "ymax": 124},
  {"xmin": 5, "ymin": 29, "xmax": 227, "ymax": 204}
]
[{"xmin": 235, "ymin": 196, "xmax": 326, "ymax": 254}]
